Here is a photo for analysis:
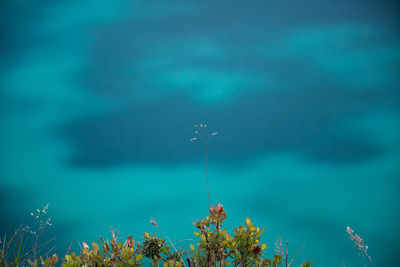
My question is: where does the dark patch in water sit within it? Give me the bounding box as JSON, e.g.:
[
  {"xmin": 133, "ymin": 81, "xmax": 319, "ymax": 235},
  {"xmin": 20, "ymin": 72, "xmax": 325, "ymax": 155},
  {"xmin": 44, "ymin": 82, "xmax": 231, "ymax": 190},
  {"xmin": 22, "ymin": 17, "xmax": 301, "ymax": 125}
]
[
  {"xmin": 59, "ymin": 87, "xmax": 398, "ymax": 168},
  {"xmin": 59, "ymin": 0, "xmax": 400, "ymax": 168}
]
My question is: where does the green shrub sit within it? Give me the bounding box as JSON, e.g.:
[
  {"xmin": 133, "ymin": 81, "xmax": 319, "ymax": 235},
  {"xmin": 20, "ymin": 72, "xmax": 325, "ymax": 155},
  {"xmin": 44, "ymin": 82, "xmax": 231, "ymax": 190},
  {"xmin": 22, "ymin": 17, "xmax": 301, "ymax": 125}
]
[
  {"xmin": 60, "ymin": 203, "xmax": 311, "ymax": 267},
  {"xmin": 1, "ymin": 203, "xmax": 311, "ymax": 266}
]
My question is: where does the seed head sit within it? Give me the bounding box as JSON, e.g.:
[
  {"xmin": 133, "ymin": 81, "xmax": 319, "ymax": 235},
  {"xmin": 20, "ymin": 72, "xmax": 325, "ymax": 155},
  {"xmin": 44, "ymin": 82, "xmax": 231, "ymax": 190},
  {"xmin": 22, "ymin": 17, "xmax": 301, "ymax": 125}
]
[
  {"xmin": 346, "ymin": 226, "xmax": 370, "ymax": 259},
  {"xmin": 190, "ymin": 123, "xmax": 218, "ymax": 143}
]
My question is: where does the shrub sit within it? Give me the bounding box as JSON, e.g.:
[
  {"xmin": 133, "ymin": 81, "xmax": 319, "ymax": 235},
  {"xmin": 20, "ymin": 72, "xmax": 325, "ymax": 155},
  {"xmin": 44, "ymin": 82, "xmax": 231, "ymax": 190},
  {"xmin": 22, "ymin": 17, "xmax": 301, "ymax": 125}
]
[{"xmin": 61, "ymin": 203, "xmax": 311, "ymax": 267}]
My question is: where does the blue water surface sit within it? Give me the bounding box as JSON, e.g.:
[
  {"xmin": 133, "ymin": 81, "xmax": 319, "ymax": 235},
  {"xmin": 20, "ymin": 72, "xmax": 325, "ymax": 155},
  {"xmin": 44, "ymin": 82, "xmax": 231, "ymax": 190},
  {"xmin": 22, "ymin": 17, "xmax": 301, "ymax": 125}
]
[{"xmin": 1, "ymin": 1, "xmax": 399, "ymax": 266}]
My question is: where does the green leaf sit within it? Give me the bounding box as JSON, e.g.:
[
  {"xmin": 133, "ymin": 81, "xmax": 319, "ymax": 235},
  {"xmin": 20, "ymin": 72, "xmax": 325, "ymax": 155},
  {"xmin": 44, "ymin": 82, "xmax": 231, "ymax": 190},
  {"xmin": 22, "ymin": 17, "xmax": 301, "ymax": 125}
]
[
  {"xmin": 136, "ymin": 254, "xmax": 143, "ymax": 261},
  {"xmin": 274, "ymin": 254, "xmax": 282, "ymax": 264},
  {"xmin": 160, "ymin": 246, "xmax": 171, "ymax": 253},
  {"xmin": 190, "ymin": 244, "xmax": 195, "ymax": 251},
  {"xmin": 65, "ymin": 255, "xmax": 71, "ymax": 262},
  {"xmin": 92, "ymin": 242, "xmax": 99, "ymax": 253}
]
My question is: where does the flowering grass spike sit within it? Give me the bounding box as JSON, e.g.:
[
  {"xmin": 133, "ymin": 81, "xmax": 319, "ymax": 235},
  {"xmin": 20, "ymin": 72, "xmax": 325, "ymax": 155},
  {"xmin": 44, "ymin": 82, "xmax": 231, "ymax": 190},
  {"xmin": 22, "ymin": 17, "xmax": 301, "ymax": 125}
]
[{"xmin": 190, "ymin": 123, "xmax": 218, "ymax": 207}]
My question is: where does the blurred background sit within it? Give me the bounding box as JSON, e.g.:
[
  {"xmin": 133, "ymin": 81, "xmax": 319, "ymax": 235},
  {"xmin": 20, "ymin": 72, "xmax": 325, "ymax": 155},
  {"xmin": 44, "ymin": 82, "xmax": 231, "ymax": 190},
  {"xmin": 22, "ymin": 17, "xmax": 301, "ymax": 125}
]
[{"xmin": 1, "ymin": 0, "xmax": 399, "ymax": 266}]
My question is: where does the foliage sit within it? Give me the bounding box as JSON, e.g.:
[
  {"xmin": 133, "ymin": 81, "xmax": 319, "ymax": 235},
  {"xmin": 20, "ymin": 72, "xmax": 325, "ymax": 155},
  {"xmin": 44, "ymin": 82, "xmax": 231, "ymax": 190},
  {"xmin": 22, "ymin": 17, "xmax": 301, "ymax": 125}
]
[
  {"xmin": 1, "ymin": 203, "xmax": 311, "ymax": 267},
  {"xmin": 190, "ymin": 203, "xmax": 308, "ymax": 267},
  {"xmin": 59, "ymin": 203, "xmax": 311, "ymax": 267}
]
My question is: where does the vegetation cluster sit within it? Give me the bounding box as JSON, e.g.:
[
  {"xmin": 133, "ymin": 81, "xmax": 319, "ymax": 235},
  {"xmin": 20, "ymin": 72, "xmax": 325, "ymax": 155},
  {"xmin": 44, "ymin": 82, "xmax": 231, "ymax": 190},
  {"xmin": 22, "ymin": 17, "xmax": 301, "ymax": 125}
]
[{"xmin": 1, "ymin": 203, "xmax": 311, "ymax": 267}]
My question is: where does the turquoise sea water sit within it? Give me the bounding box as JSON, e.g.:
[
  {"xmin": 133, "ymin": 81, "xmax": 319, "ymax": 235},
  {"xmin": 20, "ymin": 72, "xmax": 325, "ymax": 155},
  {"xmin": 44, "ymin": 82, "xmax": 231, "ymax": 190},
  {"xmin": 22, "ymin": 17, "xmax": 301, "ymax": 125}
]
[{"xmin": 1, "ymin": 1, "xmax": 399, "ymax": 266}]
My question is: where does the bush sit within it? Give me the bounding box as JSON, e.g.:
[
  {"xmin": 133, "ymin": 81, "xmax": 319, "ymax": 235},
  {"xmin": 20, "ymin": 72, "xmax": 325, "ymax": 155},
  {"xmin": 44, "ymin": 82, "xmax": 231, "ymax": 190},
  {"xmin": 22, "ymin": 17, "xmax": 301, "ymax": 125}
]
[
  {"xmin": 0, "ymin": 205, "xmax": 311, "ymax": 267},
  {"xmin": 60, "ymin": 203, "xmax": 311, "ymax": 267}
]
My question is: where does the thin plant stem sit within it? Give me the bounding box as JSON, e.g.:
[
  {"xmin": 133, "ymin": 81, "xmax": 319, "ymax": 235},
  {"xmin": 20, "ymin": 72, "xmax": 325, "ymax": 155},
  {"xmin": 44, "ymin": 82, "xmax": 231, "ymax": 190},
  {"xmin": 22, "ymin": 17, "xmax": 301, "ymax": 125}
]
[
  {"xmin": 159, "ymin": 227, "xmax": 186, "ymax": 267},
  {"xmin": 66, "ymin": 240, "xmax": 73, "ymax": 255},
  {"xmin": 205, "ymin": 141, "xmax": 210, "ymax": 208},
  {"xmin": 367, "ymin": 254, "xmax": 375, "ymax": 267},
  {"xmin": 288, "ymin": 244, "xmax": 304, "ymax": 267},
  {"xmin": 285, "ymin": 242, "xmax": 288, "ymax": 267},
  {"xmin": 151, "ymin": 218, "xmax": 186, "ymax": 267},
  {"xmin": 191, "ymin": 124, "xmax": 217, "ymax": 207}
]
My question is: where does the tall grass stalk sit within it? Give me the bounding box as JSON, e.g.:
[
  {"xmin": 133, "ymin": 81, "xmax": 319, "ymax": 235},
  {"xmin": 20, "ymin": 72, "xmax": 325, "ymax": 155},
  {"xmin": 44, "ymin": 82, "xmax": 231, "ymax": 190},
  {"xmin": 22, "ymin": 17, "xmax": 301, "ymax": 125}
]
[
  {"xmin": 205, "ymin": 141, "xmax": 210, "ymax": 207},
  {"xmin": 0, "ymin": 204, "xmax": 54, "ymax": 266},
  {"xmin": 190, "ymin": 123, "xmax": 217, "ymax": 207},
  {"xmin": 346, "ymin": 226, "xmax": 374, "ymax": 267}
]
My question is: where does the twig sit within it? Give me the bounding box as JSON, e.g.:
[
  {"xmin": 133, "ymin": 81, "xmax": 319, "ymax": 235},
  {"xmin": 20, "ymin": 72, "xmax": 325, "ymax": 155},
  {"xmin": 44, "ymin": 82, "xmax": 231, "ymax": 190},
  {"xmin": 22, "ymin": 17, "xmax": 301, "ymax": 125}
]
[
  {"xmin": 288, "ymin": 244, "xmax": 304, "ymax": 267},
  {"xmin": 66, "ymin": 240, "xmax": 73, "ymax": 255},
  {"xmin": 285, "ymin": 241, "xmax": 288, "ymax": 267}
]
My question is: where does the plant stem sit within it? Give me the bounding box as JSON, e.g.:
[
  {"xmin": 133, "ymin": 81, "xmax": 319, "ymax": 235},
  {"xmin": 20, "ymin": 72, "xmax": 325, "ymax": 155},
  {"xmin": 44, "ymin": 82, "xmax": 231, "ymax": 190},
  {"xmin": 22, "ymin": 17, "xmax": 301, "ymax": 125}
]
[
  {"xmin": 285, "ymin": 241, "xmax": 288, "ymax": 267},
  {"xmin": 367, "ymin": 254, "xmax": 375, "ymax": 267},
  {"xmin": 205, "ymin": 142, "xmax": 210, "ymax": 207},
  {"xmin": 288, "ymin": 244, "xmax": 304, "ymax": 267},
  {"xmin": 159, "ymin": 228, "xmax": 186, "ymax": 267}
]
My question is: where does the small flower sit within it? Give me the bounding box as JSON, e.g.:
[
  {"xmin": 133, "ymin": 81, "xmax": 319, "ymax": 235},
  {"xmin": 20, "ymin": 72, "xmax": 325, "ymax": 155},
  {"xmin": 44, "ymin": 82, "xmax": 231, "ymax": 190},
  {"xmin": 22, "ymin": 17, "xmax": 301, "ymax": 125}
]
[
  {"xmin": 274, "ymin": 237, "xmax": 284, "ymax": 256},
  {"xmin": 125, "ymin": 235, "xmax": 134, "ymax": 248},
  {"xmin": 82, "ymin": 241, "xmax": 89, "ymax": 250},
  {"xmin": 209, "ymin": 203, "xmax": 227, "ymax": 222},
  {"xmin": 51, "ymin": 254, "xmax": 58, "ymax": 263},
  {"xmin": 42, "ymin": 203, "xmax": 49, "ymax": 214},
  {"xmin": 150, "ymin": 217, "xmax": 159, "ymax": 228},
  {"xmin": 346, "ymin": 226, "xmax": 354, "ymax": 235}
]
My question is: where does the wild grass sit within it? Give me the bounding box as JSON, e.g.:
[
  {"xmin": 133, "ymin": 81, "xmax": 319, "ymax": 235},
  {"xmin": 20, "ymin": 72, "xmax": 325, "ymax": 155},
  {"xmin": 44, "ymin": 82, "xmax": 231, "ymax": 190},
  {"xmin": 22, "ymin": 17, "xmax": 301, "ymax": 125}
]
[
  {"xmin": 190, "ymin": 123, "xmax": 218, "ymax": 208},
  {"xmin": 345, "ymin": 226, "xmax": 375, "ymax": 267},
  {"xmin": 0, "ymin": 204, "xmax": 56, "ymax": 267}
]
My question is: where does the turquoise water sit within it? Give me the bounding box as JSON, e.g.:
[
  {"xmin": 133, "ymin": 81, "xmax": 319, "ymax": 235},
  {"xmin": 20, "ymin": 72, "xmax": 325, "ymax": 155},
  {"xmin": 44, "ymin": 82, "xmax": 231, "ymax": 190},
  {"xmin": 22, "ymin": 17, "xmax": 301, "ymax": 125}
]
[{"xmin": 1, "ymin": 1, "xmax": 399, "ymax": 266}]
